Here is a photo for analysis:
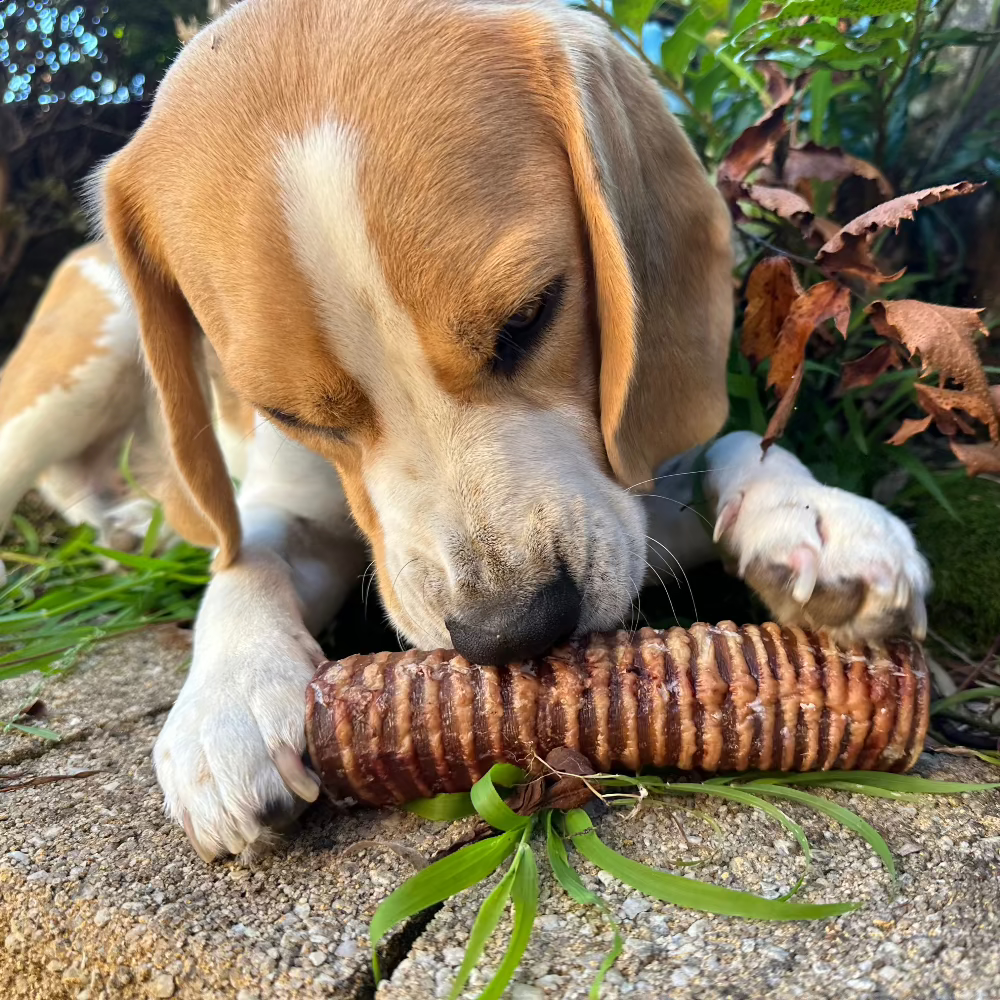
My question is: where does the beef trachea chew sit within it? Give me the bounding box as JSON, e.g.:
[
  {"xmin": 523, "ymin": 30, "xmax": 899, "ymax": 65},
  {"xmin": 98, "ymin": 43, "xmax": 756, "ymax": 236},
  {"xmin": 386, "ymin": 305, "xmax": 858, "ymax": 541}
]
[{"xmin": 305, "ymin": 622, "xmax": 930, "ymax": 807}]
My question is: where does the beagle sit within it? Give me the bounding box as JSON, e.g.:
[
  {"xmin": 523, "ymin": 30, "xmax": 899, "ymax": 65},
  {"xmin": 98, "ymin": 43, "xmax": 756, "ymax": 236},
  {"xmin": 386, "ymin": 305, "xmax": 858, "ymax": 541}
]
[{"xmin": 0, "ymin": 0, "xmax": 930, "ymax": 862}]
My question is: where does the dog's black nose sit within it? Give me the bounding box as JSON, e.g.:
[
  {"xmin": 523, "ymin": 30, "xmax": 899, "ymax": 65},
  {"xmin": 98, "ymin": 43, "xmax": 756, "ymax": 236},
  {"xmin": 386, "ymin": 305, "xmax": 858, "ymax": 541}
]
[{"xmin": 445, "ymin": 563, "xmax": 582, "ymax": 665}]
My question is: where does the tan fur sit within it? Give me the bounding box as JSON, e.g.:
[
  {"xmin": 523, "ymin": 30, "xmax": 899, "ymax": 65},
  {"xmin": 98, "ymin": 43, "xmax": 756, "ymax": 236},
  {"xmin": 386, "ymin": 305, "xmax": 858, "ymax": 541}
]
[
  {"xmin": 0, "ymin": 242, "xmax": 125, "ymax": 423},
  {"xmin": 96, "ymin": 0, "xmax": 733, "ymax": 579}
]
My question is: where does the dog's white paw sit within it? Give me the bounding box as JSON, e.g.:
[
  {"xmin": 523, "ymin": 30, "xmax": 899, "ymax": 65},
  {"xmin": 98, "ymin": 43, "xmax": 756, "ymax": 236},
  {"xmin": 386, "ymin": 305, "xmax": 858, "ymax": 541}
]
[
  {"xmin": 153, "ymin": 552, "xmax": 324, "ymax": 862},
  {"xmin": 714, "ymin": 476, "xmax": 930, "ymax": 643}
]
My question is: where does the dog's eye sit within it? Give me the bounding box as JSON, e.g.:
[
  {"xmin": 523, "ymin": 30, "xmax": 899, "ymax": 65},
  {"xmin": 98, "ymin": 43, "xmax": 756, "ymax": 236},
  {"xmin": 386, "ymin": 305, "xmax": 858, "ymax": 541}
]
[
  {"xmin": 492, "ymin": 278, "xmax": 563, "ymax": 377},
  {"xmin": 263, "ymin": 407, "xmax": 347, "ymax": 441}
]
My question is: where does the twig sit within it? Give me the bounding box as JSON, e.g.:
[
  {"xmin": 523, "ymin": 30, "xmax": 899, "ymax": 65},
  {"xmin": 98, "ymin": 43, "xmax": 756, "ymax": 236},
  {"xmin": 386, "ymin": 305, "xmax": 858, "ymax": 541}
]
[
  {"xmin": 1, "ymin": 769, "xmax": 101, "ymax": 792},
  {"xmin": 737, "ymin": 226, "xmax": 817, "ymax": 267},
  {"xmin": 955, "ymin": 635, "xmax": 1000, "ymax": 693}
]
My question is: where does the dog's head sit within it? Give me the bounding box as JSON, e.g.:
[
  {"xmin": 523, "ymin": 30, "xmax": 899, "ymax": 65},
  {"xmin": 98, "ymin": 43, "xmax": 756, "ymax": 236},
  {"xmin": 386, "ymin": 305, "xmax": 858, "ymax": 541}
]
[{"xmin": 98, "ymin": 0, "xmax": 733, "ymax": 661}]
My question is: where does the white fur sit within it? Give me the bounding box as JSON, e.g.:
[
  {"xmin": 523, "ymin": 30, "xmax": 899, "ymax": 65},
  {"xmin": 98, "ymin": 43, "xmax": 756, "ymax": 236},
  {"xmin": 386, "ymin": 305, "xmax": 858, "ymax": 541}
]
[
  {"xmin": 152, "ymin": 421, "xmax": 367, "ymax": 860},
  {"xmin": 276, "ymin": 121, "xmax": 648, "ymax": 646}
]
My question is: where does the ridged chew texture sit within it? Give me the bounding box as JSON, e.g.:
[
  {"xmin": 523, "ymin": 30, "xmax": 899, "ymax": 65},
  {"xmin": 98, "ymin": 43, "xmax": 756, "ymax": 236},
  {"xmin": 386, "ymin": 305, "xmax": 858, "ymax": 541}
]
[{"xmin": 305, "ymin": 623, "xmax": 930, "ymax": 807}]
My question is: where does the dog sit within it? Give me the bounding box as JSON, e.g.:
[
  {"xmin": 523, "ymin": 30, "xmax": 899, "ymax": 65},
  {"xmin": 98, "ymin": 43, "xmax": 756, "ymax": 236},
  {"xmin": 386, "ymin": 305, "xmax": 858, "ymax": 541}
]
[{"xmin": 0, "ymin": 0, "xmax": 930, "ymax": 862}]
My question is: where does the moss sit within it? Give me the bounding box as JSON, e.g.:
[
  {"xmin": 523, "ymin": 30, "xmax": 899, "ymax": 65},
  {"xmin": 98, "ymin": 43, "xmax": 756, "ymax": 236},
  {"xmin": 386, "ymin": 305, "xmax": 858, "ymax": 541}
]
[{"xmin": 906, "ymin": 474, "xmax": 1000, "ymax": 654}]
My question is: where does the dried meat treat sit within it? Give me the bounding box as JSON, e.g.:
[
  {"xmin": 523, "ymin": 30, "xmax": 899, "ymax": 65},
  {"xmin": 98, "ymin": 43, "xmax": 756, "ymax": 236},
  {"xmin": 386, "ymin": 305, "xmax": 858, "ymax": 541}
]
[{"xmin": 305, "ymin": 622, "xmax": 930, "ymax": 806}]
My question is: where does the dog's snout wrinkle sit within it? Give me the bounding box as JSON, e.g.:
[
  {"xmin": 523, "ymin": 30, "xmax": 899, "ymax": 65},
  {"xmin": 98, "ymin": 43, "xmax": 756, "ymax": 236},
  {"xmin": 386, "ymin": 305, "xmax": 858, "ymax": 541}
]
[{"xmin": 445, "ymin": 562, "xmax": 582, "ymax": 665}]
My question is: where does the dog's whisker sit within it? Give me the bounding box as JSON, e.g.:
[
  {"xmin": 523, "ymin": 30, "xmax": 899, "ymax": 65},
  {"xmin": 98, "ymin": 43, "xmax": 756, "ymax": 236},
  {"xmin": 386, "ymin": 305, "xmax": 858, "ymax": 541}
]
[
  {"xmin": 643, "ymin": 534, "xmax": 680, "ymax": 586},
  {"xmin": 641, "ymin": 556, "xmax": 686, "ymax": 629},
  {"xmin": 623, "ymin": 462, "xmax": 739, "ymax": 495},
  {"xmin": 641, "ymin": 493, "xmax": 717, "ymax": 531},
  {"xmin": 645, "ymin": 537, "xmax": 699, "ymax": 624}
]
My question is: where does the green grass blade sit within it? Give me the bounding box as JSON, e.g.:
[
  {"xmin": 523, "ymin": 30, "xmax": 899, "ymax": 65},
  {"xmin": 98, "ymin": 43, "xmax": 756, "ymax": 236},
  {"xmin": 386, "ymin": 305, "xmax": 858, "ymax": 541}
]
[
  {"xmin": 563, "ymin": 810, "xmax": 857, "ymax": 920},
  {"xmin": 477, "ymin": 836, "xmax": 539, "ymax": 1000},
  {"xmin": 370, "ymin": 828, "xmax": 521, "ymax": 981},
  {"xmin": 814, "ymin": 781, "xmax": 923, "ymax": 801},
  {"xmin": 447, "ymin": 863, "xmax": 517, "ymax": 999},
  {"xmin": 931, "ymin": 686, "xmax": 1000, "ymax": 716},
  {"xmin": 741, "ymin": 772, "xmax": 1000, "ymax": 794},
  {"xmin": 744, "ymin": 783, "xmax": 895, "ymax": 882},
  {"xmin": 470, "ymin": 764, "xmax": 531, "ymax": 832},
  {"xmin": 546, "ymin": 812, "xmax": 623, "ymax": 1000},
  {"xmin": 404, "ymin": 792, "xmax": 477, "ymax": 821},
  {"xmin": 5, "ymin": 722, "xmax": 61, "ymax": 740}
]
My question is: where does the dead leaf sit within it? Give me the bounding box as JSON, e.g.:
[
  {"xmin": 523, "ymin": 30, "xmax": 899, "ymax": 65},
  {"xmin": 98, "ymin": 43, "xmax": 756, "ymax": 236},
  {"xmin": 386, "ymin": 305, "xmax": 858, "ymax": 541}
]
[
  {"xmin": 818, "ymin": 182, "xmax": 985, "ymax": 282},
  {"xmin": 717, "ymin": 101, "xmax": 791, "ymax": 202},
  {"xmin": 746, "ymin": 184, "xmax": 814, "ymax": 225},
  {"xmin": 758, "ymin": 61, "xmax": 796, "ymax": 105},
  {"xmin": 951, "ymin": 441, "xmax": 1000, "ymax": 476},
  {"xmin": 784, "ymin": 141, "xmax": 893, "ymax": 199},
  {"xmin": 886, "ymin": 415, "xmax": 933, "ymax": 446},
  {"xmin": 868, "ymin": 300, "xmax": 998, "ymax": 440},
  {"xmin": 768, "ymin": 281, "xmax": 852, "ymax": 393},
  {"xmin": 742, "ymin": 256, "xmax": 803, "ymax": 366},
  {"xmin": 507, "ymin": 776, "xmax": 546, "ymax": 817},
  {"xmin": 915, "ymin": 384, "xmax": 983, "ymax": 437},
  {"xmin": 840, "ymin": 344, "xmax": 902, "ymax": 391},
  {"xmin": 544, "ymin": 746, "xmax": 595, "ymax": 776},
  {"xmin": 762, "ymin": 359, "xmax": 806, "ymax": 452}
]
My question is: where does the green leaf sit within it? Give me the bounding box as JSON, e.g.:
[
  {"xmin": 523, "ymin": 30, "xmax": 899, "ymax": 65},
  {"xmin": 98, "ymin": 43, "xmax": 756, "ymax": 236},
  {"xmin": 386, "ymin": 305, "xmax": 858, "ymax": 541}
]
[
  {"xmin": 478, "ymin": 838, "xmax": 539, "ymax": 1000},
  {"xmin": 887, "ymin": 449, "xmax": 960, "ymax": 520},
  {"xmin": 931, "ymin": 687, "xmax": 1000, "ymax": 716},
  {"xmin": 563, "ymin": 810, "xmax": 857, "ymax": 920},
  {"xmin": 405, "ymin": 792, "xmax": 477, "ymax": 821},
  {"xmin": 369, "ymin": 828, "xmax": 521, "ymax": 980},
  {"xmin": 729, "ymin": 0, "xmax": 763, "ymax": 36},
  {"xmin": 744, "ymin": 783, "xmax": 896, "ymax": 881},
  {"xmin": 661, "ymin": 8, "xmax": 712, "ymax": 78},
  {"xmin": 779, "ymin": 0, "xmax": 917, "ymax": 17},
  {"xmin": 546, "ymin": 812, "xmax": 623, "ymax": 999},
  {"xmin": 611, "ymin": 0, "xmax": 658, "ymax": 34},
  {"xmin": 810, "ymin": 69, "xmax": 832, "ymax": 144},
  {"xmin": 447, "ymin": 864, "xmax": 517, "ymax": 999},
  {"xmin": 471, "ymin": 764, "xmax": 531, "ymax": 831},
  {"xmin": 11, "ymin": 514, "xmax": 40, "ymax": 555}
]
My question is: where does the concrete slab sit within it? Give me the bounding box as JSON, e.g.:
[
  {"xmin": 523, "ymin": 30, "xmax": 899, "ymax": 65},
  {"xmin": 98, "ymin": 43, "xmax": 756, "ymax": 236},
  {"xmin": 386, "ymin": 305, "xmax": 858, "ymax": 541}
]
[{"xmin": 0, "ymin": 629, "xmax": 475, "ymax": 1000}]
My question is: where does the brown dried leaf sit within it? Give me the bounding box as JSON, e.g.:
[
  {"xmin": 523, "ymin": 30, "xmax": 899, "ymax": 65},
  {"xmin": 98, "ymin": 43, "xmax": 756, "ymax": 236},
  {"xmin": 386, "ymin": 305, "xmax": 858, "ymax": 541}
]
[
  {"xmin": 951, "ymin": 441, "xmax": 1000, "ymax": 476},
  {"xmin": 717, "ymin": 101, "xmax": 791, "ymax": 201},
  {"xmin": 746, "ymin": 184, "xmax": 814, "ymax": 225},
  {"xmin": 915, "ymin": 384, "xmax": 982, "ymax": 437},
  {"xmin": 886, "ymin": 415, "xmax": 933, "ymax": 446},
  {"xmin": 818, "ymin": 182, "xmax": 985, "ymax": 282},
  {"xmin": 840, "ymin": 344, "xmax": 902, "ymax": 391},
  {"xmin": 758, "ymin": 61, "xmax": 796, "ymax": 105},
  {"xmin": 762, "ymin": 359, "xmax": 806, "ymax": 452},
  {"xmin": 742, "ymin": 256, "xmax": 803, "ymax": 366},
  {"xmin": 784, "ymin": 142, "xmax": 892, "ymax": 199},
  {"xmin": 868, "ymin": 300, "xmax": 998, "ymax": 440},
  {"xmin": 768, "ymin": 281, "xmax": 852, "ymax": 393}
]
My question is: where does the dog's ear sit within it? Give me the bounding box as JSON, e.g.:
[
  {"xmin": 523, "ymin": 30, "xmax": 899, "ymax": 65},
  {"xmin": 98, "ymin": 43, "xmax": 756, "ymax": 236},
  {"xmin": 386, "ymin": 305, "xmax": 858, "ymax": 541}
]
[
  {"xmin": 98, "ymin": 151, "xmax": 242, "ymax": 568},
  {"xmin": 553, "ymin": 14, "xmax": 734, "ymax": 489}
]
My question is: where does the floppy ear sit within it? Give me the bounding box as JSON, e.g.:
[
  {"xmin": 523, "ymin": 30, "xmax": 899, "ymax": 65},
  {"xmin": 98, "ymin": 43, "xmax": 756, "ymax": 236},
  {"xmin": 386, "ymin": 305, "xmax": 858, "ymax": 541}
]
[
  {"xmin": 98, "ymin": 152, "xmax": 242, "ymax": 568},
  {"xmin": 553, "ymin": 14, "xmax": 734, "ymax": 489}
]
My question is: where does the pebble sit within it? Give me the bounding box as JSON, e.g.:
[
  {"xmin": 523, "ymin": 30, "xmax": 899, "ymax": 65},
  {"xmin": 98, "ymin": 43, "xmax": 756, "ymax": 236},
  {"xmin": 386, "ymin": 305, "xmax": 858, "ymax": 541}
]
[
  {"xmin": 7, "ymin": 851, "xmax": 30, "ymax": 864},
  {"xmin": 510, "ymin": 987, "xmax": 544, "ymax": 1000},
  {"xmin": 307, "ymin": 950, "xmax": 327, "ymax": 967},
  {"xmin": 42, "ymin": 825, "xmax": 64, "ymax": 840},
  {"xmin": 622, "ymin": 896, "xmax": 652, "ymax": 919},
  {"xmin": 687, "ymin": 918, "xmax": 709, "ymax": 937},
  {"xmin": 846, "ymin": 979, "xmax": 876, "ymax": 992},
  {"xmin": 335, "ymin": 939, "xmax": 358, "ymax": 959},
  {"xmin": 148, "ymin": 972, "xmax": 175, "ymax": 998},
  {"xmin": 235, "ymin": 992, "xmax": 260, "ymax": 1000}
]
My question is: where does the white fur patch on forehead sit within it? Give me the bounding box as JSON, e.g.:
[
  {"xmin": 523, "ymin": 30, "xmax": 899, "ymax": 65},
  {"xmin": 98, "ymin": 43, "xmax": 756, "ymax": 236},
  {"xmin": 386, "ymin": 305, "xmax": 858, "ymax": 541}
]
[{"xmin": 275, "ymin": 120, "xmax": 432, "ymax": 414}]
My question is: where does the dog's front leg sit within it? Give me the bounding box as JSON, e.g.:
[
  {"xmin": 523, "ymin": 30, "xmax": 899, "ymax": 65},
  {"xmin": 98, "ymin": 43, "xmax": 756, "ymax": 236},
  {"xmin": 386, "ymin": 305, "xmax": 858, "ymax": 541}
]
[
  {"xmin": 153, "ymin": 422, "xmax": 366, "ymax": 862},
  {"xmin": 641, "ymin": 431, "xmax": 930, "ymax": 642}
]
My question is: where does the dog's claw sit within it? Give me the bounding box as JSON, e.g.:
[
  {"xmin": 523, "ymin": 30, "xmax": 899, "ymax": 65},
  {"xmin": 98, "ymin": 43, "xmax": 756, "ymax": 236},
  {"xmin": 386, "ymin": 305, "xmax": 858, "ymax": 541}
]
[
  {"xmin": 183, "ymin": 810, "xmax": 216, "ymax": 864},
  {"xmin": 273, "ymin": 745, "xmax": 321, "ymax": 803}
]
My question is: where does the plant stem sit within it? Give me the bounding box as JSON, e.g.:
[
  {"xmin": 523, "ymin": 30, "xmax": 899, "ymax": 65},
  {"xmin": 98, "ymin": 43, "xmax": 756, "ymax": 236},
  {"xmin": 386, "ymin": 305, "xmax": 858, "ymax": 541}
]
[{"xmin": 580, "ymin": 0, "xmax": 719, "ymax": 140}]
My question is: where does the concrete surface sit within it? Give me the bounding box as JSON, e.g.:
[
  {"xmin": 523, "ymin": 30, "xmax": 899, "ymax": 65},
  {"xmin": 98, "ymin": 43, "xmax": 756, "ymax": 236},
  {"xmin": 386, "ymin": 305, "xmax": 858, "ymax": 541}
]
[{"xmin": 2, "ymin": 627, "xmax": 1000, "ymax": 1000}]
